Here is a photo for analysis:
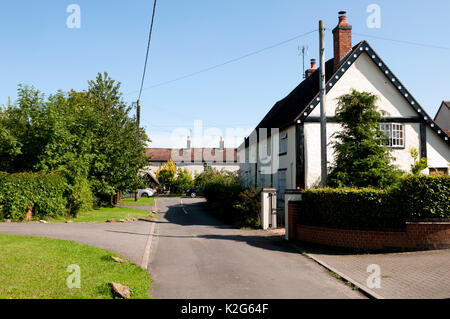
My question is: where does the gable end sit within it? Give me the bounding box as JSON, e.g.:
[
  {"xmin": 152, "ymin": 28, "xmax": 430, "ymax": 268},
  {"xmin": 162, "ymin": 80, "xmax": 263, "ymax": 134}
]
[{"xmin": 295, "ymin": 41, "xmax": 450, "ymax": 146}]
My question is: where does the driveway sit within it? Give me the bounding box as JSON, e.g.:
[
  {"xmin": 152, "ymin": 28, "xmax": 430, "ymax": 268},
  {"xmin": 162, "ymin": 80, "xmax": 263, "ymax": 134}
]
[
  {"xmin": 148, "ymin": 198, "xmax": 364, "ymax": 299},
  {"xmin": 304, "ymin": 248, "xmax": 450, "ymax": 299}
]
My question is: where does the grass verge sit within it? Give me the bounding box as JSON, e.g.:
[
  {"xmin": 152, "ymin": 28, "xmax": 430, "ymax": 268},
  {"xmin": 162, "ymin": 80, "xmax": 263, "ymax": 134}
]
[
  {"xmin": 51, "ymin": 207, "xmax": 153, "ymax": 223},
  {"xmin": 0, "ymin": 234, "xmax": 151, "ymax": 299},
  {"xmin": 121, "ymin": 197, "xmax": 156, "ymax": 206}
]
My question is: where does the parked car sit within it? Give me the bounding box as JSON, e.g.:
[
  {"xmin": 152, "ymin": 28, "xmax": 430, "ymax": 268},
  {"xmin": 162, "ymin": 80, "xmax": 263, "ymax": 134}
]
[
  {"xmin": 186, "ymin": 188, "xmax": 203, "ymax": 198},
  {"xmin": 138, "ymin": 188, "xmax": 155, "ymax": 198}
]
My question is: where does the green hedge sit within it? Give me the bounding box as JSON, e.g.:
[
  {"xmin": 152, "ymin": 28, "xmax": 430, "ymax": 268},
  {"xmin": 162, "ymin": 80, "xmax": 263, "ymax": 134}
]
[
  {"xmin": 299, "ymin": 175, "xmax": 450, "ymax": 230},
  {"xmin": 201, "ymin": 170, "xmax": 261, "ymax": 228},
  {"xmin": 0, "ymin": 172, "xmax": 94, "ymax": 221},
  {"xmin": 0, "ymin": 172, "xmax": 68, "ymax": 221},
  {"xmin": 395, "ymin": 175, "xmax": 450, "ymax": 219}
]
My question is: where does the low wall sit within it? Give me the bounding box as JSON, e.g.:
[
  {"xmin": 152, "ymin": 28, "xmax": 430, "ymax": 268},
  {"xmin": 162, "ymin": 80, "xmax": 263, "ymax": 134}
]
[{"xmin": 288, "ymin": 202, "xmax": 450, "ymax": 251}]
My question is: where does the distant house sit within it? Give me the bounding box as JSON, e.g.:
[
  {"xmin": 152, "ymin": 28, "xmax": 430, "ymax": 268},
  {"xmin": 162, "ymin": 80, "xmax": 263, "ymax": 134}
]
[
  {"xmin": 238, "ymin": 11, "xmax": 450, "ymax": 221},
  {"xmin": 144, "ymin": 137, "xmax": 239, "ymax": 178},
  {"xmin": 434, "ymin": 101, "xmax": 450, "ymax": 136}
]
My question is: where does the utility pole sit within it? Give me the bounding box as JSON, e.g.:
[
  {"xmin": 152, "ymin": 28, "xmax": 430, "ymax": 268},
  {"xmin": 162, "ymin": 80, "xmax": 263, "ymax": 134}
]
[
  {"xmin": 136, "ymin": 99, "xmax": 141, "ymax": 130},
  {"xmin": 135, "ymin": 99, "xmax": 141, "ymax": 202},
  {"xmin": 319, "ymin": 20, "xmax": 328, "ymax": 187}
]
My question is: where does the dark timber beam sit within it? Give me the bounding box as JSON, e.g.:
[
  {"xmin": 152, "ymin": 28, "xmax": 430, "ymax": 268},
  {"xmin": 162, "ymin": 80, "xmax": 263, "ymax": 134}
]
[
  {"xmin": 295, "ymin": 123, "xmax": 306, "ymax": 190},
  {"xmin": 420, "ymin": 122, "xmax": 427, "ymax": 159}
]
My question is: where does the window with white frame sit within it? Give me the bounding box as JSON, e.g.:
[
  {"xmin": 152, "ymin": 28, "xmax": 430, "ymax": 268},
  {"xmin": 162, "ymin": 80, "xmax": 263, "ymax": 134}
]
[
  {"xmin": 379, "ymin": 123, "xmax": 405, "ymax": 148},
  {"xmin": 279, "ymin": 131, "xmax": 288, "ymax": 154}
]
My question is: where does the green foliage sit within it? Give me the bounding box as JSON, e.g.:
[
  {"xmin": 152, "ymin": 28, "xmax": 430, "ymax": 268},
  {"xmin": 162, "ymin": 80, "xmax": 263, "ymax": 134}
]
[
  {"xmin": 0, "ymin": 73, "xmax": 150, "ymax": 206},
  {"xmin": 0, "ymin": 172, "xmax": 68, "ymax": 221},
  {"xmin": 409, "ymin": 147, "xmax": 428, "ymax": 175},
  {"xmin": 156, "ymin": 159, "xmax": 177, "ymax": 192},
  {"xmin": 328, "ymin": 90, "xmax": 400, "ymax": 188},
  {"xmin": 233, "ymin": 188, "xmax": 261, "ymax": 227},
  {"xmin": 66, "ymin": 176, "xmax": 94, "ymax": 216},
  {"xmin": 299, "ymin": 175, "xmax": 450, "ymax": 230},
  {"xmin": 172, "ymin": 168, "xmax": 194, "ymax": 194},
  {"xmin": 300, "ymin": 188, "xmax": 398, "ymax": 230},
  {"xmin": 200, "ymin": 169, "xmax": 260, "ymax": 227},
  {"xmin": 395, "ymin": 175, "xmax": 450, "ymax": 219}
]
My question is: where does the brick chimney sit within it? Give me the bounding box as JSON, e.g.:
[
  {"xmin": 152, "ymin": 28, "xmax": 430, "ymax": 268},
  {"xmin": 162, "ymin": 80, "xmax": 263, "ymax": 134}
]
[
  {"xmin": 305, "ymin": 58, "xmax": 317, "ymax": 78},
  {"xmin": 186, "ymin": 136, "xmax": 191, "ymax": 149},
  {"xmin": 333, "ymin": 11, "xmax": 352, "ymax": 71}
]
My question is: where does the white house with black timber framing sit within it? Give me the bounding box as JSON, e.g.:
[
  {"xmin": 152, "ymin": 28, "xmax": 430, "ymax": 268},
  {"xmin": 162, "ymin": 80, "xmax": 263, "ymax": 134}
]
[{"xmin": 238, "ymin": 12, "xmax": 450, "ymax": 217}]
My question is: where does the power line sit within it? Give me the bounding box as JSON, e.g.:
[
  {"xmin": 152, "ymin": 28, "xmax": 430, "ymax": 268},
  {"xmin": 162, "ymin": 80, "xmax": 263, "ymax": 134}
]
[
  {"xmin": 126, "ymin": 29, "xmax": 318, "ymax": 95},
  {"xmin": 353, "ymin": 32, "xmax": 450, "ymax": 51},
  {"xmin": 138, "ymin": 0, "xmax": 158, "ymax": 101}
]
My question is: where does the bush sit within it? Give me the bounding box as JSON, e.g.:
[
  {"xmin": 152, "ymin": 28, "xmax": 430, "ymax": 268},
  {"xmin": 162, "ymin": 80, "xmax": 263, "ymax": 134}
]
[
  {"xmin": 67, "ymin": 176, "xmax": 93, "ymax": 217},
  {"xmin": 171, "ymin": 168, "xmax": 194, "ymax": 194},
  {"xmin": 395, "ymin": 175, "xmax": 450, "ymax": 219},
  {"xmin": 0, "ymin": 171, "xmax": 69, "ymax": 221},
  {"xmin": 299, "ymin": 175, "xmax": 450, "ymax": 230},
  {"xmin": 233, "ymin": 188, "xmax": 261, "ymax": 227},
  {"xmin": 199, "ymin": 169, "xmax": 260, "ymax": 228}
]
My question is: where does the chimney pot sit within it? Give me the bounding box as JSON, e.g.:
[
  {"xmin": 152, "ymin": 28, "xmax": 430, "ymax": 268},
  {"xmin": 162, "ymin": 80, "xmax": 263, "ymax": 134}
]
[
  {"xmin": 187, "ymin": 136, "xmax": 191, "ymax": 149},
  {"xmin": 305, "ymin": 58, "xmax": 317, "ymax": 78}
]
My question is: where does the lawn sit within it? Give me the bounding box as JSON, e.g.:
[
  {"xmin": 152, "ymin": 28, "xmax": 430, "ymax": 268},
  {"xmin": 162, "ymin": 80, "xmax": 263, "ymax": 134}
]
[
  {"xmin": 51, "ymin": 207, "xmax": 153, "ymax": 223},
  {"xmin": 0, "ymin": 234, "xmax": 151, "ymax": 299},
  {"xmin": 121, "ymin": 197, "xmax": 156, "ymax": 206}
]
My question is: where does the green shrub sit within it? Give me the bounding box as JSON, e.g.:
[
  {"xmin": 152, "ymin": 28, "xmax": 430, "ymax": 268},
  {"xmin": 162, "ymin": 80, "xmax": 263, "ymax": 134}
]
[
  {"xmin": 233, "ymin": 188, "xmax": 261, "ymax": 227},
  {"xmin": 0, "ymin": 173, "xmax": 4, "ymax": 220},
  {"xmin": 299, "ymin": 175, "xmax": 450, "ymax": 230},
  {"xmin": 198, "ymin": 169, "xmax": 260, "ymax": 227},
  {"xmin": 67, "ymin": 176, "xmax": 93, "ymax": 217},
  {"xmin": 0, "ymin": 171, "xmax": 69, "ymax": 221},
  {"xmin": 299, "ymin": 188, "xmax": 398, "ymax": 230},
  {"xmin": 172, "ymin": 168, "xmax": 194, "ymax": 194},
  {"xmin": 395, "ymin": 175, "xmax": 450, "ymax": 219}
]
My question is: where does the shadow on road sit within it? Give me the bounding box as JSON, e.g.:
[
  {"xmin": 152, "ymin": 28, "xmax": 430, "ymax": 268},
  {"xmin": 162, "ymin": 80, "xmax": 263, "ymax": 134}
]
[{"xmin": 161, "ymin": 199, "xmax": 298, "ymax": 255}]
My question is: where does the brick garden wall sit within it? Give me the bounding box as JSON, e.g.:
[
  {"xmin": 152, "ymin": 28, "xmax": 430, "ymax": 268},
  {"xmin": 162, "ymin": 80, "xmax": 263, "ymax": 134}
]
[{"xmin": 288, "ymin": 202, "xmax": 450, "ymax": 251}]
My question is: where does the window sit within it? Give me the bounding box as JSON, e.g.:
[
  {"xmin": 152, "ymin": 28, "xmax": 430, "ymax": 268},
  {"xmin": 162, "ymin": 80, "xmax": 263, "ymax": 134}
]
[
  {"xmin": 380, "ymin": 123, "xmax": 405, "ymax": 148},
  {"xmin": 277, "ymin": 170, "xmax": 287, "ymax": 196},
  {"xmin": 279, "ymin": 131, "xmax": 288, "ymax": 154},
  {"xmin": 429, "ymin": 168, "xmax": 448, "ymax": 176}
]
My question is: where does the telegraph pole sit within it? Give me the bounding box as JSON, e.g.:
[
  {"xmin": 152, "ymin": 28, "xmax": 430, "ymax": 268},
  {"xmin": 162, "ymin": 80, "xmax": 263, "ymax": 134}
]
[
  {"xmin": 135, "ymin": 100, "xmax": 141, "ymax": 202},
  {"xmin": 319, "ymin": 20, "xmax": 328, "ymax": 187},
  {"xmin": 136, "ymin": 99, "xmax": 141, "ymax": 130}
]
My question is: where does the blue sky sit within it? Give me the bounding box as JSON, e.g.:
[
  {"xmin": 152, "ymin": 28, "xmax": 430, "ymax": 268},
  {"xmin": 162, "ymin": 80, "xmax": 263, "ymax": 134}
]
[{"xmin": 1, "ymin": 0, "xmax": 449, "ymax": 148}]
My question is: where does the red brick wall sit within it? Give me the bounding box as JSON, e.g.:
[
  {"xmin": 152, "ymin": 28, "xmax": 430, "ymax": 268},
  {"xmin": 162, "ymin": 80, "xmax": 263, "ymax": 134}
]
[{"xmin": 289, "ymin": 204, "xmax": 450, "ymax": 250}]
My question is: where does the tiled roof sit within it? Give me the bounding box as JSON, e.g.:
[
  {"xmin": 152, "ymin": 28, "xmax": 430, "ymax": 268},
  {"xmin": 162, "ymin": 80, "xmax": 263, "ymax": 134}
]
[
  {"xmin": 146, "ymin": 148, "xmax": 238, "ymax": 163},
  {"xmin": 248, "ymin": 41, "xmax": 450, "ymax": 147}
]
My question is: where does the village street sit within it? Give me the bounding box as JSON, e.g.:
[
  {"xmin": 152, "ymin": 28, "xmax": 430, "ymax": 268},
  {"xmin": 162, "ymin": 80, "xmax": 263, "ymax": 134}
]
[{"xmin": 0, "ymin": 198, "xmax": 364, "ymax": 299}]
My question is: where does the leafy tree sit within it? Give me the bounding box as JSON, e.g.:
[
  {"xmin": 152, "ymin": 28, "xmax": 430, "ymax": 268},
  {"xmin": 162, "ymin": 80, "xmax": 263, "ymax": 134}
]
[
  {"xmin": 328, "ymin": 90, "xmax": 400, "ymax": 188},
  {"xmin": 0, "ymin": 73, "xmax": 150, "ymax": 206},
  {"xmin": 156, "ymin": 159, "xmax": 177, "ymax": 192},
  {"xmin": 172, "ymin": 168, "xmax": 194, "ymax": 194},
  {"xmin": 0, "ymin": 111, "xmax": 22, "ymax": 172}
]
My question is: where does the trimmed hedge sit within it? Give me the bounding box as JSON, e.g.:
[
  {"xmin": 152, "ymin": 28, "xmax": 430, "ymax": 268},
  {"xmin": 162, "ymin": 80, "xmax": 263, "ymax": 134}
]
[
  {"xmin": 0, "ymin": 172, "xmax": 68, "ymax": 221},
  {"xmin": 0, "ymin": 172, "xmax": 94, "ymax": 221},
  {"xmin": 299, "ymin": 175, "xmax": 450, "ymax": 230},
  {"xmin": 395, "ymin": 175, "xmax": 450, "ymax": 219}
]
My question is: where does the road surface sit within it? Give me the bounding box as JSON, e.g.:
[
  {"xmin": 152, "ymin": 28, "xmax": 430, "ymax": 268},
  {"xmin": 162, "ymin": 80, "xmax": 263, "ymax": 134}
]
[{"xmin": 149, "ymin": 198, "xmax": 364, "ymax": 299}]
